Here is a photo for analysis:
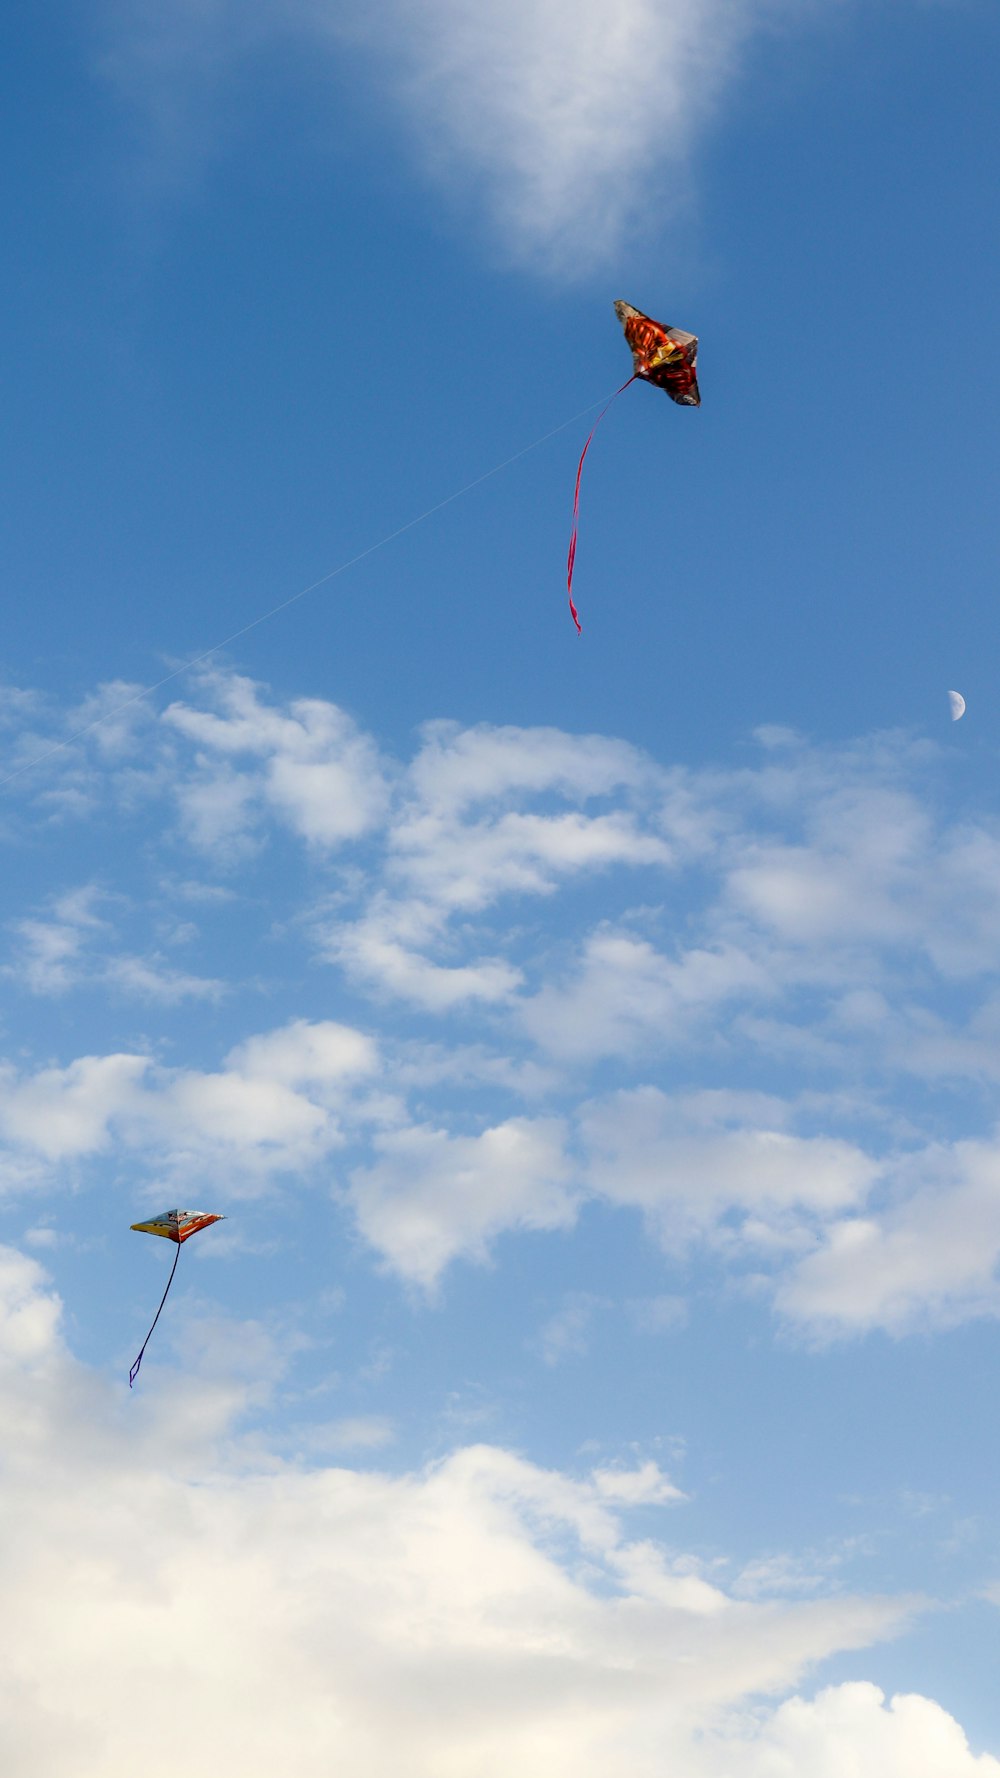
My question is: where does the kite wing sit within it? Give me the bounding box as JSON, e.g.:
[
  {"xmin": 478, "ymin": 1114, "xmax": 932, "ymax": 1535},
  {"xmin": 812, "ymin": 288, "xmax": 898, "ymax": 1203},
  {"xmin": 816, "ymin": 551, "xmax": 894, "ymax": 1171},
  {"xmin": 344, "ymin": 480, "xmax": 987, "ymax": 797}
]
[
  {"xmin": 613, "ymin": 300, "xmax": 700, "ymax": 406},
  {"xmin": 131, "ymin": 1209, "xmax": 224, "ymax": 1243},
  {"xmin": 129, "ymin": 1208, "xmax": 225, "ymax": 1386}
]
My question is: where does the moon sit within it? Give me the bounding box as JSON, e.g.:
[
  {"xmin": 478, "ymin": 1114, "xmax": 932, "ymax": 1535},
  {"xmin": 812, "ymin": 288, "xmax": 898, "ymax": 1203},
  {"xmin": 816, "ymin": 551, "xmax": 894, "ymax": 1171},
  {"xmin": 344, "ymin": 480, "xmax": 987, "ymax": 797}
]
[{"xmin": 948, "ymin": 690, "xmax": 966, "ymax": 722}]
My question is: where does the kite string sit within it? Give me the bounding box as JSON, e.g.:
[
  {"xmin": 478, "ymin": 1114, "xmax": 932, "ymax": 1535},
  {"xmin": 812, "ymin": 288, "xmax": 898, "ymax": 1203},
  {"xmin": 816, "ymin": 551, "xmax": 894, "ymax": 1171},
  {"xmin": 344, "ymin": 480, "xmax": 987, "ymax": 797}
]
[
  {"xmin": 129, "ymin": 1242, "xmax": 181, "ymax": 1388},
  {"xmin": 566, "ymin": 375, "xmax": 636, "ymax": 634},
  {"xmin": 0, "ymin": 390, "xmax": 619, "ymax": 796}
]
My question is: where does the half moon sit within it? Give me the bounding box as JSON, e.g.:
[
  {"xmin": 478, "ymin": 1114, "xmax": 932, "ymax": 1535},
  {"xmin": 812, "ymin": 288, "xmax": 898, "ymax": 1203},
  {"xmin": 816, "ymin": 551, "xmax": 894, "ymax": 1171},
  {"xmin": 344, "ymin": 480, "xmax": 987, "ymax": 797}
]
[{"xmin": 948, "ymin": 690, "xmax": 966, "ymax": 722}]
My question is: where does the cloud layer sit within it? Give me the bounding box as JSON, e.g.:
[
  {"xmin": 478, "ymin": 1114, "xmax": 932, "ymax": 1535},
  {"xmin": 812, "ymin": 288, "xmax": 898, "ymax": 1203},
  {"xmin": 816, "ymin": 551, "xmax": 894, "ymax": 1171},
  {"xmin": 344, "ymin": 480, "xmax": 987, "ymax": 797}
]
[
  {"xmin": 2, "ymin": 1245, "xmax": 976, "ymax": 1778},
  {"xmin": 4, "ymin": 669, "xmax": 1000, "ymax": 1767},
  {"xmin": 6, "ymin": 670, "xmax": 1000, "ymax": 1335}
]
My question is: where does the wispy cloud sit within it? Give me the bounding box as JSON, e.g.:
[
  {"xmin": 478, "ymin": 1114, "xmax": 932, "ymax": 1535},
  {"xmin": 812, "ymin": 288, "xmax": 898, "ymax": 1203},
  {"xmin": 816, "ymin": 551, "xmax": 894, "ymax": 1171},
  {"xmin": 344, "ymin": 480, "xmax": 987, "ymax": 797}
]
[
  {"xmin": 6, "ymin": 885, "xmax": 224, "ymax": 1002},
  {"xmin": 345, "ymin": 0, "xmax": 762, "ymax": 268},
  {"xmin": 98, "ymin": 0, "xmax": 812, "ymax": 270},
  {"xmin": 536, "ymin": 1291, "xmax": 608, "ymax": 1365}
]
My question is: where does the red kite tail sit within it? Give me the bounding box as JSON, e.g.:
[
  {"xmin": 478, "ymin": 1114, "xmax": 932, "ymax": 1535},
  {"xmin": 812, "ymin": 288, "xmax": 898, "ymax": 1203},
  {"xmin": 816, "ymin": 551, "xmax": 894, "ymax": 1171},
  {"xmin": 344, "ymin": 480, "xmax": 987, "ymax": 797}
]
[{"xmin": 566, "ymin": 375, "xmax": 636, "ymax": 634}]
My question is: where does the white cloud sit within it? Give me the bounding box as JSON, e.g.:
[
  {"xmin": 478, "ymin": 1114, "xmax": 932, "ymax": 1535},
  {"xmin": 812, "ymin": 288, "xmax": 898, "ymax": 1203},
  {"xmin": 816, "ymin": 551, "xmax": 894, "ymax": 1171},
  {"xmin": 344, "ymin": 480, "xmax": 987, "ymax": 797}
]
[
  {"xmin": 163, "ymin": 671, "xmax": 389, "ymax": 856},
  {"xmin": 591, "ymin": 1459, "xmax": 685, "ymax": 1506},
  {"xmin": 0, "ymin": 1245, "xmax": 63, "ymax": 1361},
  {"xmin": 408, "ymin": 722, "xmax": 652, "ymax": 811},
  {"xmin": 7, "ymin": 885, "xmax": 108, "ymax": 994},
  {"xmin": 293, "ymin": 1414, "xmax": 395, "ymax": 1453},
  {"xmin": 229, "ymin": 1018, "xmax": 378, "ymax": 1087},
  {"xmin": 577, "ymin": 1093, "xmax": 1000, "ymax": 1338},
  {"xmin": 0, "ymin": 1248, "xmax": 927, "ymax": 1778},
  {"xmin": 6, "ymin": 885, "xmax": 223, "ymax": 1002},
  {"xmin": 537, "ymin": 1292, "xmax": 606, "ymax": 1365},
  {"xmin": 348, "ymin": 1116, "xmax": 575, "ymax": 1287},
  {"xmin": 103, "ymin": 952, "xmax": 225, "ymax": 1002},
  {"xmin": 0, "ymin": 1054, "xmax": 151, "ymax": 1162},
  {"xmin": 717, "ymin": 738, "xmax": 1000, "ymax": 985},
  {"xmin": 11, "ymin": 914, "xmax": 89, "ymax": 994},
  {"xmin": 0, "ymin": 1019, "xmax": 379, "ymax": 1191},
  {"xmin": 626, "ymin": 1293, "xmax": 689, "ymax": 1334},
  {"xmin": 326, "ymin": 896, "xmax": 523, "ymax": 1010},
  {"xmin": 319, "ymin": 719, "xmax": 670, "ymax": 1008},
  {"xmin": 393, "ymin": 722, "xmax": 669, "ymax": 912},
  {"xmin": 9, "ymin": 663, "xmax": 1000, "ymax": 1765},
  {"xmin": 521, "ymin": 929, "xmax": 770, "ymax": 1060},
  {"xmin": 12, "ymin": 675, "xmax": 1000, "ymax": 1333},
  {"xmin": 102, "ymin": 0, "xmax": 798, "ymax": 270},
  {"xmin": 582, "ymin": 1087, "xmax": 879, "ymax": 1256},
  {"xmin": 64, "ymin": 680, "xmax": 156, "ymax": 759},
  {"xmin": 351, "ymin": 0, "xmax": 768, "ymax": 268},
  {"xmin": 697, "ymin": 1682, "xmax": 1000, "ymax": 1777},
  {"xmin": 776, "ymin": 1134, "xmax": 1000, "ymax": 1335}
]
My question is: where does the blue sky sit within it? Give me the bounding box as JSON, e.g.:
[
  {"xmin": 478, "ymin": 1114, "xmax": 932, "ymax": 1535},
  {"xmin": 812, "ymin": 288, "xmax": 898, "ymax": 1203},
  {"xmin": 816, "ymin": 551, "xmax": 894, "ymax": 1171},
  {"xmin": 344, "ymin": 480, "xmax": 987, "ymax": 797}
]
[{"xmin": 3, "ymin": 2, "xmax": 1000, "ymax": 1772}]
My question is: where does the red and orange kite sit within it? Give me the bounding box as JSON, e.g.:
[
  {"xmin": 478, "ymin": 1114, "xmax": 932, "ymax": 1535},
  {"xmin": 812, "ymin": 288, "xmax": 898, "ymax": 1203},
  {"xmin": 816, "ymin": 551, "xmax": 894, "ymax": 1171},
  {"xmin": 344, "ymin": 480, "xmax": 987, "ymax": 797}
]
[{"xmin": 567, "ymin": 300, "xmax": 700, "ymax": 633}]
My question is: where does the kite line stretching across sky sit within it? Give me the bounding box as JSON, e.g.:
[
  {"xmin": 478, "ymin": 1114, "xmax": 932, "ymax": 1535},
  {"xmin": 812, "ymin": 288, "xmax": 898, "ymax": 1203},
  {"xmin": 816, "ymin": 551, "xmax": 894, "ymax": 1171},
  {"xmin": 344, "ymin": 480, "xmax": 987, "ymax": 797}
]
[
  {"xmin": 0, "ymin": 393, "xmax": 617, "ymax": 796},
  {"xmin": 129, "ymin": 1209, "xmax": 225, "ymax": 1386}
]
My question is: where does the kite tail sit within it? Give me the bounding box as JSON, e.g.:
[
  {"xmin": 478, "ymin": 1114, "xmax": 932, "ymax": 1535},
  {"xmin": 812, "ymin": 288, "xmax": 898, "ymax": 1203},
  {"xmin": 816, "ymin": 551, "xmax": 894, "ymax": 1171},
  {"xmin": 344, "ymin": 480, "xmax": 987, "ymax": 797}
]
[
  {"xmin": 566, "ymin": 375, "xmax": 636, "ymax": 634},
  {"xmin": 129, "ymin": 1242, "xmax": 181, "ymax": 1387}
]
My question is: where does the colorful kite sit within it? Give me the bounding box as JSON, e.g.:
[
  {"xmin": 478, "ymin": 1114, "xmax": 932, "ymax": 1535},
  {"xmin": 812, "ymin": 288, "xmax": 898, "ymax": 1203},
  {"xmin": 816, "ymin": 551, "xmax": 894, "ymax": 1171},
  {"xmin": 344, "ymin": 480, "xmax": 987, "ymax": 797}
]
[
  {"xmin": 129, "ymin": 1208, "xmax": 225, "ymax": 1386},
  {"xmin": 567, "ymin": 300, "xmax": 700, "ymax": 633}
]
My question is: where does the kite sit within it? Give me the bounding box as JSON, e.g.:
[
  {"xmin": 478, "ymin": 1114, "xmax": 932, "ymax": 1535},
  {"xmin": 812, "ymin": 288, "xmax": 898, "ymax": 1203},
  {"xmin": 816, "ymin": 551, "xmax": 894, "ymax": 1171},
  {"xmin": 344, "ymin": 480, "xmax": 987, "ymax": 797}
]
[
  {"xmin": 566, "ymin": 300, "xmax": 700, "ymax": 634},
  {"xmin": 129, "ymin": 1208, "xmax": 225, "ymax": 1386}
]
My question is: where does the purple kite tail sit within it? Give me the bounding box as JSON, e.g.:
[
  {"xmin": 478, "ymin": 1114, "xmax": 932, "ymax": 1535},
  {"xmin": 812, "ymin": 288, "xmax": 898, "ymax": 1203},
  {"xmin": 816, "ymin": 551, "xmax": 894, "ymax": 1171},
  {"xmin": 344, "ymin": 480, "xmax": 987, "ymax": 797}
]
[{"xmin": 130, "ymin": 1241, "xmax": 181, "ymax": 1387}]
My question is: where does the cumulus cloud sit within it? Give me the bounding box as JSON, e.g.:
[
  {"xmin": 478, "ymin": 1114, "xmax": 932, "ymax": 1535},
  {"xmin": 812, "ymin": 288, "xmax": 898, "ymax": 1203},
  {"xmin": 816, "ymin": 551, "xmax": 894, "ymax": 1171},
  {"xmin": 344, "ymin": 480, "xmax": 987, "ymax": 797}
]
[
  {"xmin": 10, "ymin": 670, "xmax": 1000, "ymax": 1332},
  {"xmin": 5, "ymin": 672, "xmax": 1000, "ymax": 1767},
  {"xmin": 582, "ymin": 1086, "xmax": 880, "ymax": 1257},
  {"xmin": 0, "ymin": 1246, "xmax": 931, "ymax": 1778},
  {"xmin": 696, "ymin": 1682, "xmax": 1000, "ymax": 1777},
  {"xmin": 4, "ymin": 1012, "xmax": 999, "ymax": 1338},
  {"xmin": 229, "ymin": 1018, "xmax": 378, "ymax": 1086},
  {"xmin": 520, "ymin": 929, "xmax": 770, "ymax": 1060},
  {"xmin": 591, "ymin": 1458, "xmax": 685, "ymax": 1506},
  {"xmin": 394, "ymin": 722, "xmax": 668, "ymax": 908},
  {"xmin": 0, "ymin": 1054, "xmax": 151, "ymax": 1163},
  {"xmin": 325, "ymin": 894, "xmax": 524, "ymax": 1011},
  {"xmin": 348, "ymin": 1116, "xmax": 575, "ymax": 1288},
  {"xmin": 318, "ymin": 719, "xmax": 670, "ymax": 1007},
  {"xmin": 163, "ymin": 671, "xmax": 390, "ymax": 856},
  {"xmin": 0, "ymin": 1019, "xmax": 378, "ymax": 1193},
  {"xmin": 776, "ymin": 1134, "xmax": 1000, "ymax": 1335}
]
